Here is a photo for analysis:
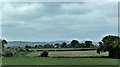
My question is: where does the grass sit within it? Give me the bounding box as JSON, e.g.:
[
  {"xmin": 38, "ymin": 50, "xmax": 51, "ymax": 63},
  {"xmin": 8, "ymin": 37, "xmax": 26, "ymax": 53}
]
[
  {"xmin": 2, "ymin": 57, "xmax": 118, "ymax": 65},
  {"xmin": 2, "ymin": 49, "xmax": 118, "ymax": 65},
  {"xmin": 26, "ymin": 50, "xmax": 108, "ymax": 57}
]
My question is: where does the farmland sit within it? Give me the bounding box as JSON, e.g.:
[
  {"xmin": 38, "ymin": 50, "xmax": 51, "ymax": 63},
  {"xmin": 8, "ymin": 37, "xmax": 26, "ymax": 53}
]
[
  {"xmin": 2, "ymin": 48, "xmax": 118, "ymax": 65},
  {"xmin": 26, "ymin": 50, "xmax": 108, "ymax": 57},
  {"xmin": 2, "ymin": 57, "xmax": 118, "ymax": 65}
]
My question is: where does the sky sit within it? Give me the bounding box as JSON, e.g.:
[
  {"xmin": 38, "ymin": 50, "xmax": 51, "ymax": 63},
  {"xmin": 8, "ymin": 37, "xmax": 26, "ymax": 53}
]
[
  {"xmin": 1, "ymin": 2, "xmax": 118, "ymax": 42},
  {"xmin": 0, "ymin": 0, "xmax": 118, "ymax": 2}
]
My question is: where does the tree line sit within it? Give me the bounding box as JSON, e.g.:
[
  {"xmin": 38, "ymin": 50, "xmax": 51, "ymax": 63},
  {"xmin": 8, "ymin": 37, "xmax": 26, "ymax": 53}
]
[{"xmin": 25, "ymin": 40, "xmax": 96, "ymax": 48}]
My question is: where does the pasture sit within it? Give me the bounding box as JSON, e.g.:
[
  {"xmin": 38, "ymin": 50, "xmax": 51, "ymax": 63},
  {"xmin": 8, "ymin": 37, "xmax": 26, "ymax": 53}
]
[
  {"xmin": 2, "ymin": 57, "xmax": 118, "ymax": 65},
  {"xmin": 3, "ymin": 49, "xmax": 118, "ymax": 65},
  {"xmin": 2, "ymin": 48, "xmax": 119, "ymax": 66},
  {"xmin": 26, "ymin": 50, "xmax": 108, "ymax": 57}
]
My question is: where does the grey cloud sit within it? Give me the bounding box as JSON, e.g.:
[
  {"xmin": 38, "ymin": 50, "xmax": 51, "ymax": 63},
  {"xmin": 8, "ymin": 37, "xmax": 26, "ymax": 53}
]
[
  {"xmin": 3, "ymin": 3, "xmax": 96, "ymax": 22},
  {"xmin": 2, "ymin": 2, "xmax": 118, "ymax": 41}
]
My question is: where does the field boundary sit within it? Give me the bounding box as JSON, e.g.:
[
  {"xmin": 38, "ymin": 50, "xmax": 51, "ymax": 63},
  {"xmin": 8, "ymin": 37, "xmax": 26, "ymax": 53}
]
[{"xmin": 1, "ymin": 65, "xmax": 118, "ymax": 67}]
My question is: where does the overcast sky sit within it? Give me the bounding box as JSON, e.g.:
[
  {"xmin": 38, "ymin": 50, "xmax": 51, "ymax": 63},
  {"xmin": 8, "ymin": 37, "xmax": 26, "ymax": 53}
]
[{"xmin": 1, "ymin": 2, "xmax": 118, "ymax": 42}]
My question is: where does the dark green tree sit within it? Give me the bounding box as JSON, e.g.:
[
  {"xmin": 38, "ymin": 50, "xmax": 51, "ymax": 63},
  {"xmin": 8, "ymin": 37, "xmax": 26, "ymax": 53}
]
[
  {"xmin": 1, "ymin": 39, "xmax": 8, "ymax": 48},
  {"xmin": 40, "ymin": 50, "xmax": 48, "ymax": 57},
  {"xmin": 50, "ymin": 44, "xmax": 54, "ymax": 48},
  {"xmin": 61, "ymin": 42, "xmax": 67, "ymax": 48},
  {"xmin": 25, "ymin": 45, "xmax": 29, "ymax": 48},
  {"xmin": 97, "ymin": 42, "xmax": 104, "ymax": 54},
  {"xmin": 70, "ymin": 40, "xmax": 80, "ymax": 48},
  {"xmin": 44, "ymin": 44, "xmax": 51, "ymax": 48},
  {"xmin": 97, "ymin": 35, "xmax": 120, "ymax": 58},
  {"xmin": 35, "ymin": 45, "xmax": 38, "ymax": 48},
  {"xmin": 84, "ymin": 41, "xmax": 94, "ymax": 48},
  {"xmin": 54, "ymin": 43, "xmax": 60, "ymax": 48}
]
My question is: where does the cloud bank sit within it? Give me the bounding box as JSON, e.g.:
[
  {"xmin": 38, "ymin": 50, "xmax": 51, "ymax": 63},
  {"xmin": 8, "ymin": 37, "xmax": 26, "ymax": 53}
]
[{"xmin": 2, "ymin": 2, "xmax": 118, "ymax": 42}]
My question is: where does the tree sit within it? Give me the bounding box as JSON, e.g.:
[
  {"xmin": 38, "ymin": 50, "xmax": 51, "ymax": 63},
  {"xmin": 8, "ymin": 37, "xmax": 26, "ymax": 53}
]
[
  {"xmin": 1, "ymin": 39, "xmax": 8, "ymax": 48},
  {"xmin": 44, "ymin": 44, "xmax": 51, "ymax": 48},
  {"xmin": 25, "ymin": 45, "xmax": 29, "ymax": 48},
  {"xmin": 35, "ymin": 45, "xmax": 38, "ymax": 48},
  {"xmin": 61, "ymin": 42, "xmax": 67, "ymax": 48},
  {"xmin": 84, "ymin": 41, "xmax": 94, "ymax": 48},
  {"xmin": 50, "ymin": 44, "xmax": 54, "ymax": 48},
  {"xmin": 25, "ymin": 45, "xmax": 32, "ymax": 48},
  {"xmin": 97, "ymin": 42, "xmax": 104, "ymax": 54},
  {"xmin": 40, "ymin": 50, "xmax": 48, "ymax": 57},
  {"xmin": 97, "ymin": 35, "xmax": 120, "ymax": 58},
  {"xmin": 54, "ymin": 43, "xmax": 60, "ymax": 48},
  {"xmin": 70, "ymin": 40, "xmax": 80, "ymax": 48},
  {"xmin": 38, "ymin": 45, "xmax": 43, "ymax": 48},
  {"xmin": 80, "ymin": 43, "xmax": 84, "ymax": 48}
]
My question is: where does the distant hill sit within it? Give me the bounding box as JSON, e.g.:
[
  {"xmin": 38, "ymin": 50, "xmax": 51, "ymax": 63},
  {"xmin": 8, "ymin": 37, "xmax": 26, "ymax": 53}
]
[
  {"xmin": 7, "ymin": 41, "xmax": 47, "ymax": 47},
  {"xmin": 49, "ymin": 41, "xmax": 71, "ymax": 45},
  {"xmin": 7, "ymin": 41, "xmax": 99, "ymax": 47},
  {"xmin": 7, "ymin": 41, "xmax": 71, "ymax": 47}
]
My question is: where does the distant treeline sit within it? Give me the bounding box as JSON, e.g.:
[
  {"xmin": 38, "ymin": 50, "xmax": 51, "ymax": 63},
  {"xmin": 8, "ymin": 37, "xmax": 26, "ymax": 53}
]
[{"xmin": 23, "ymin": 40, "xmax": 97, "ymax": 48}]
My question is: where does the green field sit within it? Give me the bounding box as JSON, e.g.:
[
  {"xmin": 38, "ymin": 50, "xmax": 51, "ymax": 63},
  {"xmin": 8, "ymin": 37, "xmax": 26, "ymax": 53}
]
[
  {"xmin": 2, "ymin": 48, "xmax": 119, "ymax": 65},
  {"xmin": 2, "ymin": 57, "xmax": 118, "ymax": 65},
  {"xmin": 26, "ymin": 50, "xmax": 108, "ymax": 57},
  {"xmin": 2, "ymin": 50, "xmax": 119, "ymax": 65}
]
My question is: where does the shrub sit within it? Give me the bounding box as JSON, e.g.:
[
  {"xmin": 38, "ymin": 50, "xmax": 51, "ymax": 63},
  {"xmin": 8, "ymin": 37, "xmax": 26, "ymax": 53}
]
[
  {"xmin": 40, "ymin": 50, "xmax": 48, "ymax": 57},
  {"xmin": 25, "ymin": 48, "xmax": 29, "ymax": 52},
  {"xmin": 19, "ymin": 48, "xmax": 26, "ymax": 52},
  {"xmin": 3, "ymin": 50, "xmax": 14, "ymax": 57}
]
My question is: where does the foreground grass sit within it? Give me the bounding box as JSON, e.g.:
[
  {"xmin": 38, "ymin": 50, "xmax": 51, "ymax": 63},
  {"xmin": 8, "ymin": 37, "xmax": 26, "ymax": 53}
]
[{"xmin": 2, "ymin": 57, "xmax": 118, "ymax": 65}]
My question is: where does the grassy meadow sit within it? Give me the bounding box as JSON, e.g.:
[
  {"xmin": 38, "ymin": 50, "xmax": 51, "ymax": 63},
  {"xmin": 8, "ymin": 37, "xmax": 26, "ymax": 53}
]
[
  {"xmin": 2, "ymin": 48, "xmax": 119, "ymax": 65},
  {"xmin": 2, "ymin": 57, "xmax": 118, "ymax": 65},
  {"xmin": 26, "ymin": 50, "xmax": 108, "ymax": 57}
]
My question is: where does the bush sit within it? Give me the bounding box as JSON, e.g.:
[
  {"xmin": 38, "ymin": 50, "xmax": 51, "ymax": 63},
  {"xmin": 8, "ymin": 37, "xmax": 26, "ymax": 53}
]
[
  {"xmin": 40, "ymin": 50, "xmax": 48, "ymax": 57},
  {"xmin": 25, "ymin": 48, "xmax": 29, "ymax": 52},
  {"xmin": 3, "ymin": 50, "xmax": 14, "ymax": 57},
  {"xmin": 18, "ymin": 48, "xmax": 26, "ymax": 52}
]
